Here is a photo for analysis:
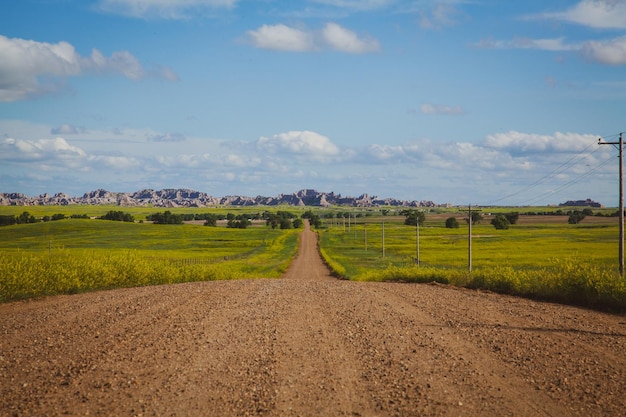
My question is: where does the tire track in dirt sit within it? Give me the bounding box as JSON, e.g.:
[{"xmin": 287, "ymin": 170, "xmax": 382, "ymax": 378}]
[
  {"xmin": 1, "ymin": 221, "xmax": 625, "ymax": 416},
  {"xmin": 272, "ymin": 222, "xmax": 377, "ymax": 415}
]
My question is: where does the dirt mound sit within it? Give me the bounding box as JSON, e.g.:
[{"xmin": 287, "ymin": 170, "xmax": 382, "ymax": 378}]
[{"xmin": 1, "ymin": 222, "xmax": 625, "ymax": 416}]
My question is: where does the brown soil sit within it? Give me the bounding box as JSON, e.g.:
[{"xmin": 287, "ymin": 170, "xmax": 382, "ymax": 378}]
[{"xmin": 1, "ymin": 222, "xmax": 625, "ymax": 416}]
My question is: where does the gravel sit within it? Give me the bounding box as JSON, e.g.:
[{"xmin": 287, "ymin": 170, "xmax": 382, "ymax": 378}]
[{"xmin": 1, "ymin": 223, "xmax": 625, "ymax": 416}]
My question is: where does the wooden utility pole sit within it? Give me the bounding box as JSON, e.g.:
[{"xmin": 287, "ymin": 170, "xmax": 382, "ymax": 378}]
[
  {"xmin": 364, "ymin": 223, "xmax": 367, "ymax": 251},
  {"xmin": 599, "ymin": 133, "xmax": 624, "ymax": 276},
  {"xmin": 382, "ymin": 221, "xmax": 385, "ymax": 258},
  {"xmin": 415, "ymin": 221, "xmax": 420, "ymax": 266},
  {"xmin": 461, "ymin": 205, "xmax": 482, "ymax": 273},
  {"xmin": 468, "ymin": 205, "xmax": 473, "ymax": 273}
]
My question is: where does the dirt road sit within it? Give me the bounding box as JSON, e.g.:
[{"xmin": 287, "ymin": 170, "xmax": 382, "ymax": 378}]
[{"xmin": 1, "ymin": 223, "xmax": 626, "ymax": 416}]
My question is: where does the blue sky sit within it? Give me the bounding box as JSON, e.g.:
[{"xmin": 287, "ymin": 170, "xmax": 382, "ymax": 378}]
[{"xmin": 1, "ymin": 0, "xmax": 625, "ymax": 206}]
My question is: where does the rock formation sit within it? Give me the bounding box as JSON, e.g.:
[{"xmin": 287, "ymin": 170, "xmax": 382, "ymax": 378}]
[{"xmin": 0, "ymin": 189, "xmax": 443, "ymax": 208}]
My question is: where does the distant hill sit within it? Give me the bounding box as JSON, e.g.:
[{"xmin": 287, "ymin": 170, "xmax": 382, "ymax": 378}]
[
  {"xmin": 558, "ymin": 199, "xmax": 603, "ymax": 208},
  {"xmin": 0, "ymin": 188, "xmax": 446, "ymax": 208}
]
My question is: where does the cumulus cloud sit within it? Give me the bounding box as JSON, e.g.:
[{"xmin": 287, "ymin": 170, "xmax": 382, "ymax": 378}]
[
  {"xmin": 321, "ymin": 23, "xmax": 380, "ymax": 53},
  {"xmin": 90, "ymin": 154, "xmax": 139, "ymax": 170},
  {"xmin": 256, "ymin": 131, "xmax": 341, "ymax": 161},
  {"xmin": 245, "ymin": 23, "xmax": 380, "ymax": 53},
  {"xmin": 582, "ymin": 36, "xmax": 626, "ymax": 65},
  {"xmin": 51, "ymin": 124, "xmax": 86, "ymax": 135},
  {"xmin": 1, "ymin": 137, "xmax": 87, "ymax": 167},
  {"xmin": 476, "ymin": 36, "xmax": 577, "ymax": 51},
  {"xmin": 147, "ymin": 132, "xmax": 187, "ymax": 142},
  {"xmin": 419, "ymin": 3, "xmax": 462, "ymax": 30},
  {"xmin": 310, "ymin": 0, "xmax": 394, "ymax": 11},
  {"xmin": 246, "ymin": 24, "xmax": 316, "ymax": 52},
  {"xmin": 358, "ymin": 143, "xmax": 421, "ymax": 165},
  {"xmin": 419, "ymin": 103, "xmax": 465, "ymax": 115},
  {"xmin": 487, "ymin": 1, "xmax": 626, "ymax": 65},
  {"xmin": 484, "ymin": 131, "xmax": 598, "ymax": 154},
  {"xmin": 476, "ymin": 35, "xmax": 626, "ymax": 65},
  {"xmin": 537, "ymin": 0, "xmax": 626, "ymax": 30},
  {"xmin": 0, "ymin": 35, "xmax": 177, "ymax": 101},
  {"xmin": 97, "ymin": 0, "xmax": 237, "ymax": 19}
]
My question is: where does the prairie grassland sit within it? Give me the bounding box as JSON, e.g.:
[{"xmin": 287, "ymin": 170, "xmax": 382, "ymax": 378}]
[
  {"xmin": 0, "ymin": 204, "xmax": 309, "ymax": 221},
  {"xmin": 319, "ymin": 215, "xmax": 626, "ymax": 311},
  {"xmin": 0, "ymin": 219, "xmax": 299, "ymax": 302}
]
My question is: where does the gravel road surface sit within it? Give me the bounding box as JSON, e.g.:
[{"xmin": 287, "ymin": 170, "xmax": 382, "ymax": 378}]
[{"xmin": 1, "ymin": 222, "xmax": 626, "ymax": 416}]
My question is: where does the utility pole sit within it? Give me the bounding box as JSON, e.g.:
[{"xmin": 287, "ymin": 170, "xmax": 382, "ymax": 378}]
[
  {"xmin": 382, "ymin": 221, "xmax": 385, "ymax": 258},
  {"xmin": 468, "ymin": 205, "xmax": 473, "ymax": 273},
  {"xmin": 364, "ymin": 223, "xmax": 367, "ymax": 251},
  {"xmin": 461, "ymin": 205, "xmax": 482, "ymax": 273},
  {"xmin": 599, "ymin": 133, "xmax": 624, "ymax": 276},
  {"xmin": 415, "ymin": 220, "xmax": 420, "ymax": 266}
]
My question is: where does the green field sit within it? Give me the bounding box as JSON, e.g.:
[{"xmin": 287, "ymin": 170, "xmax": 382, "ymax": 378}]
[
  {"xmin": 318, "ymin": 213, "xmax": 626, "ymax": 311},
  {"xmin": 0, "ymin": 216, "xmax": 299, "ymax": 302},
  {"xmin": 2, "ymin": 206, "xmax": 625, "ymax": 311}
]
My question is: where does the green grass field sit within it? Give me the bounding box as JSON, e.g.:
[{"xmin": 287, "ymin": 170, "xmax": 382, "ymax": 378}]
[
  {"xmin": 318, "ymin": 213, "xmax": 626, "ymax": 311},
  {"xmin": 2, "ymin": 206, "xmax": 625, "ymax": 311},
  {"xmin": 0, "ymin": 217, "xmax": 299, "ymax": 302}
]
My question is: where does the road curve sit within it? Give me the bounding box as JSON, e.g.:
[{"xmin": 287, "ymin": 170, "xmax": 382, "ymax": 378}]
[{"xmin": 1, "ymin": 222, "xmax": 625, "ymax": 416}]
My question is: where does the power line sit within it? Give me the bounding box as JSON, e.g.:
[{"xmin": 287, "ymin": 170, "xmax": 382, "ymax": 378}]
[
  {"xmin": 521, "ymin": 154, "xmax": 615, "ymax": 206},
  {"xmin": 489, "ymin": 138, "xmax": 613, "ymax": 206}
]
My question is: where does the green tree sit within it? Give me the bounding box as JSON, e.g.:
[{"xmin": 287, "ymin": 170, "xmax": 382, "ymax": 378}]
[
  {"xmin": 504, "ymin": 212, "xmax": 520, "ymax": 225},
  {"xmin": 491, "ymin": 214, "xmax": 510, "ymax": 230},
  {"xmin": 101, "ymin": 210, "xmax": 134, "ymax": 222},
  {"xmin": 227, "ymin": 219, "xmax": 250, "ymax": 229},
  {"xmin": 466, "ymin": 212, "xmax": 483, "ymax": 226},
  {"xmin": 401, "ymin": 209, "xmax": 425, "ymax": 226},
  {"xmin": 445, "ymin": 217, "xmax": 459, "ymax": 228},
  {"xmin": 568, "ymin": 211, "xmax": 586, "ymax": 224},
  {"xmin": 203, "ymin": 214, "xmax": 218, "ymax": 227},
  {"xmin": 0, "ymin": 215, "xmax": 17, "ymax": 227},
  {"xmin": 148, "ymin": 211, "xmax": 183, "ymax": 224}
]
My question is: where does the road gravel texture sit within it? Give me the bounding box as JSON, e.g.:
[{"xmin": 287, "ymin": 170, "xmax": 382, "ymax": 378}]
[{"xmin": 1, "ymin": 223, "xmax": 626, "ymax": 416}]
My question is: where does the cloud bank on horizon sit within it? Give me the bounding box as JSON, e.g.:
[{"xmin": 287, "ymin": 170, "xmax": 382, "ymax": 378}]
[{"xmin": 0, "ymin": 0, "xmax": 624, "ymax": 205}]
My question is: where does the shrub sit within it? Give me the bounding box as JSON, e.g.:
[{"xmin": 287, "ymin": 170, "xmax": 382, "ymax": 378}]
[
  {"xmin": 445, "ymin": 217, "xmax": 459, "ymax": 228},
  {"xmin": 101, "ymin": 210, "xmax": 134, "ymax": 222},
  {"xmin": 491, "ymin": 214, "xmax": 510, "ymax": 230}
]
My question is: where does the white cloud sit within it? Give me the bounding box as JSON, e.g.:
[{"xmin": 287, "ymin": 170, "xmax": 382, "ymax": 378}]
[
  {"xmin": 1, "ymin": 137, "xmax": 87, "ymax": 166},
  {"xmin": 582, "ymin": 36, "xmax": 626, "ymax": 65},
  {"xmin": 0, "ymin": 121, "xmax": 611, "ymax": 205},
  {"xmin": 420, "ymin": 103, "xmax": 465, "ymax": 115},
  {"xmin": 484, "ymin": 131, "xmax": 598, "ymax": 153},
  {"xmin": 476, "ymin": 37, "xmax": 576, "ymax": 52},
  {"xmin": 51, "ymin": 124, "xmax": 86, "ymax": 135},
  {"xmin": 97, "ymin": 0, "xmax": 237, "ymax": 19},
  {"xmin": 538, "ymin": 0, "xmax": 626, "ymax": 30},
  {"xmin": 90, "ymin": 154, "xmax": 139, "ymax": 170},
  {"xmin": 0, "ymin": 35, "xmax": 177, "ymax": 101},
  {"xmin": 321, "ymin": 22, "xmax": 380, "ymax": 53},
  {"xmin": 309, "ymin": 0, "xmax": 394, "ymax": 11},
  {"xmin": 256, "ymin": 131, "xmax": 341, "ymax": 161},
  {"xmin": 419, "ymin": 3, "xmax": 462, "ymax": 30},
  {"xmin": 246, "ymin": 24, "xmax": 316, "ymax": 52},
  {"xmin": 246, "ymin": 22, "xmax": 380, "ymax": 53},
  {"xmin": 147, "ymin": 132, "xmax": 187, "ymax": 142},
  {"xmin": 476, "ymin": 35, "xmax": 626, "ymax": 65}
]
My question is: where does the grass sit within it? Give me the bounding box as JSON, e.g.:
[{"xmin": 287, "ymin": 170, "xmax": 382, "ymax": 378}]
[
  {"xmin": 0, "ymin": 218, "xmax": 299, "ymax": 302},
  {"xmin": 318, "ymin": 215, "xmax": 626, "ymax": 312}
]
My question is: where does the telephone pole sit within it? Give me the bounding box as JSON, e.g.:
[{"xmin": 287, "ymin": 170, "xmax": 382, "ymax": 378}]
[
  {"xmin": 461, "ymin": 205, "xmax": 482, "ymax": 273},
  {"xmin": 599, "ymin": 133, "xmax": 624, "ymax": 276}
]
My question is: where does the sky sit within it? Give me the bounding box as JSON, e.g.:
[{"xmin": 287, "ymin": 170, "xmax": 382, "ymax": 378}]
[{"xmin": 1, "ymin": 0, "xmax": 625, "ymax": 206}]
